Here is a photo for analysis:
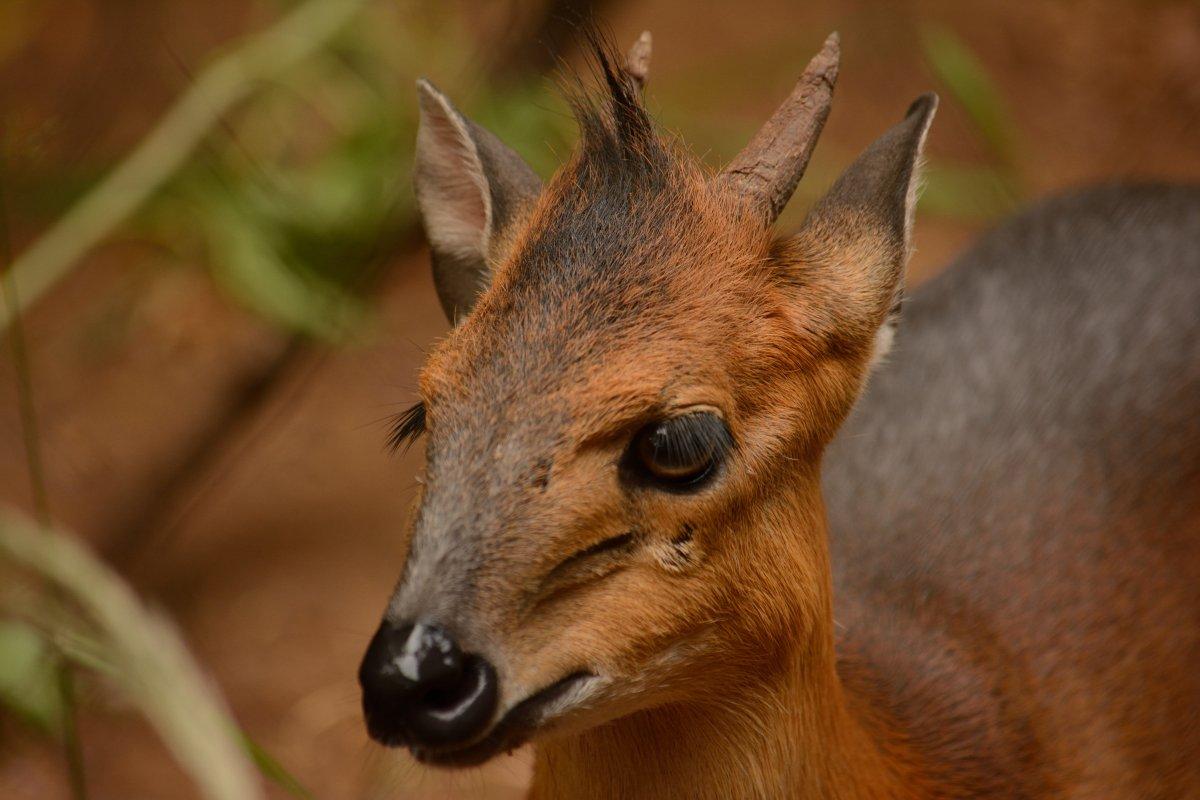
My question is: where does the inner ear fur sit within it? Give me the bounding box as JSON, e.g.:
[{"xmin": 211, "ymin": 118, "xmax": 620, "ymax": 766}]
[
  {"xmin": 783, "ymin": 93, "xmax": 938, "ymax": 362},
  {"xmin": 414, "ymin": 79, "xmax": 542, "ymax": 323}
]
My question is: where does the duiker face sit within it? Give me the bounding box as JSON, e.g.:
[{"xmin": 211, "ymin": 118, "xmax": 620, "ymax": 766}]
[{"xmin": 358, "ymin": 34, "xmax": 934, "ymax": 766}]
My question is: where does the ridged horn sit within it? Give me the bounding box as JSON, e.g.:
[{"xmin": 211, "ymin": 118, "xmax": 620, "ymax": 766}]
[{"xmin": 718, "ymin": 32, "xmax": 840, "ymax": 222}]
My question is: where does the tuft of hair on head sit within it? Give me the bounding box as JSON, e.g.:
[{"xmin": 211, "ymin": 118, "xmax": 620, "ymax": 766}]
[
  {"xmin": 386, "ymin": 401, "xmax": 427, "ymax": 454},
  {"xmin": 560, "ymin": 26, "xmax": 671, "ymax": 186}
]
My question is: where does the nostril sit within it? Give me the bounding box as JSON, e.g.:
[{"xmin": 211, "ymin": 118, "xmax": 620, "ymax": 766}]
[
  {"xmin": 405, "ymin": 655, "xmax": 498, "ymax": 746},
  {"xmin": 417, "ymin": 654, "xmax": 487, "ymax": 712},
  {"xmin": 359, "ymin": 619, "xmax": 498, "ymax": 748}
]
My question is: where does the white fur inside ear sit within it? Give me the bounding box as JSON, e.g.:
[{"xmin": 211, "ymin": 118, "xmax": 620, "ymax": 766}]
[
  {"xmin": 869, "ymin": 314, "xmax": 898, "ymax": 368},
  {"xmin": 877, "ymin": 98, "xmax": 935, "ymax": 370},
  {"xmin": 414, "ymin": 82, "xmax": 492, "ymax": 263},
  {"xmin": 901, "ymin": 95, "xmax": 937, "ymax": 258}
]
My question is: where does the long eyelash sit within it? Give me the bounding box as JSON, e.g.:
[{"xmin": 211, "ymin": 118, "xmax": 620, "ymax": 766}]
[
  {"xmin": 659, "ymin": 413, "xmax": 733, "ymax": 463},
  {"xmin": 386, "ymin": 402, "xmax": 426, "ymax": 453}
]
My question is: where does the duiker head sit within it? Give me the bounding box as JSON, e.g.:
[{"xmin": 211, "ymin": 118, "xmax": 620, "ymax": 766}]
[{"xmin": 359, "ymin": 32, "xmax": 935, "ymax": 766}]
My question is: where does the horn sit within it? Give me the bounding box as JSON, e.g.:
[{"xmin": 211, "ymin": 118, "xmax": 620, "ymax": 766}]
[
  {"xmin": 718, "ymin": 32, "xmax": 840, "ymax": 222},
  {"xmin": 624, "ymin": 30, "xmax": 652, "ymax": 88}
]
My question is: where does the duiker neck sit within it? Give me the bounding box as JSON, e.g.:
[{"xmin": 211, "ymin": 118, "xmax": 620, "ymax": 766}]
[{"xmin": 529, "ymin": 475, "xmax": 921, "ymax": 800}]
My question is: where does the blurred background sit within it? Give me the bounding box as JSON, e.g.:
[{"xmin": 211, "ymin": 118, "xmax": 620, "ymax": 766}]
[{"xmin": 0, "ymin": 1, "xmax": 1197, "ymax": 798}]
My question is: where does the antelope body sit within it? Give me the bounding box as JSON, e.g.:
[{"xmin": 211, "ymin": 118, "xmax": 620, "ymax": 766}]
[{"xmin": 358, "ymin": 32, "xmax": 1200, "ymax": 798}]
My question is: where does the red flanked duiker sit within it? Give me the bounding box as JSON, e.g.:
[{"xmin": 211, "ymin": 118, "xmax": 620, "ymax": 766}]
[{"xmin": 359, "ymin": 30, "xmax": 1200, "ymax": 799}]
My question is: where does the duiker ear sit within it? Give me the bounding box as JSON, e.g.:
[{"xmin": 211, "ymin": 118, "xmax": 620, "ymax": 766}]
[
  {"xmin": 789, "ymin": 93, "xmax": 938, "ymax": 364},
  {"xmin": 414, "ymin": 80, "xmax": 542, "ymax": 322}
]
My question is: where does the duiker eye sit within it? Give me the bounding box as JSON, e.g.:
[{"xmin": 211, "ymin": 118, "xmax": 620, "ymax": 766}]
[{"xmin": 629, "ymin": 412, "xmax": 731, "ymax": 489}]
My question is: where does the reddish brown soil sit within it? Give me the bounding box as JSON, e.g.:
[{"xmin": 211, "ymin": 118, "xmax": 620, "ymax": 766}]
[{"xmin": 1, "ymin": 1, "xmax": 1198, "ymax": 798}]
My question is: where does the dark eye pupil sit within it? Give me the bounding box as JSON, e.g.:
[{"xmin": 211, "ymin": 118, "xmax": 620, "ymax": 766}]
[{"xmin": 633, "ymin": 413, "xmax": 728, "ymax": 486}]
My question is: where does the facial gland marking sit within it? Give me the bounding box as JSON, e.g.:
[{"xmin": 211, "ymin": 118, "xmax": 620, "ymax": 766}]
[
  {"xmin": 656, "ymin": 524, "xmax": 697, "ymax": 572},
  {"xmin": 534, "ymin": 532, "xmax": 638, "ymax": 607}
]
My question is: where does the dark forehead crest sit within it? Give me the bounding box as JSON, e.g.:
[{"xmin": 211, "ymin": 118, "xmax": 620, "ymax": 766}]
[
  {"xmin": 567, "ymin": 38, "xmax": 672, "ymax": 188},
  {"xmin": 414, "ymin": 32, "xmax": 843, "ymax": 325},
  {"xmin": 496, "ymin": 38, "xmax": 698, "ymax": 311}
]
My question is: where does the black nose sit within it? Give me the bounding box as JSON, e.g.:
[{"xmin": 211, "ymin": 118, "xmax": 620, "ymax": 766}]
[{"xmin": 358, "ymin": 620, "xmax": 498, "ymax": 748}]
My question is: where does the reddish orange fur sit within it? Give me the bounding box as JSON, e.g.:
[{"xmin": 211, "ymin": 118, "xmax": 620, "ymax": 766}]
[
  {"xmin": 385, "ymin": 36, "xmax": 1200, "ymax": 799},
  {"xmin": 409, "ymin": 144, "xmax": 937, "ymax": 796}
]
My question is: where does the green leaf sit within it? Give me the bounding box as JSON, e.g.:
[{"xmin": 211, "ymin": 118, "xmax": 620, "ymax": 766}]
[
  {"xmin": 472, "ymin": 79, "xmax": 575, "ymax": 180},
  {"xmin": 0, "ymin": 508, "xmax": 263, "ymax": 800},
  {"xmin": 920, "ymin": 162, "xmax": 1020, "ymax": 220},
  {"xmin": 919, "ymin": 24, "xmax": 1020, "ymax": 169},
  {"xmin": 0, "ymin": 619, "xmax": 63, "ymax": 736},
  {"xmin": 240, "ymin": 733, "xmax": 315, "ymax": 800},
  {"xmin": 205, "ymin": 201, "xmax": 365, "ymax": 340}
]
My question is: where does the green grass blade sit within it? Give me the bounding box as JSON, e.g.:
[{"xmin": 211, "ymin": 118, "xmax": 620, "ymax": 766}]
[
  {"xmin": 240, "ymin": 733, "xmax": 316, "ymax": 800},
  {"xmin": 0, "ymin": 620, "xmax": 64, "ymax": 735},
  {"xmin": 0, "ymin": 508, "xmax": 263, "ymax": 800},
  {"xmin": 919, "ymin": 23, "xmax": 1020, "ymax": 169}
]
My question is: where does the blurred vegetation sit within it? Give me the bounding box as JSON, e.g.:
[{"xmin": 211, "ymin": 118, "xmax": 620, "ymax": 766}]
[
  {"xmin": 920, "ymin": 24, "xmax": 1019, "ymax": 168},
  {"xmin": 0, "ymin": 508, "xmax": 268, "ymax": 799},
  {"xmin": 918, "ymin": 23, "xmax": 1023, "ymax": 218},
  {"xmin": 143, "ymin": 5, "xmax": 444, "ymax": 339},
  {"xmin": 155, "ymin": 15, "xmax": 578, "ymax": 339},
  {"xmin": 2, "ymin": 0, "xmax": 576, "ymax": 339}
]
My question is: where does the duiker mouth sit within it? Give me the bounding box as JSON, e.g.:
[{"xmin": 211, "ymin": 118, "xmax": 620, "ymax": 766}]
[{"xmin": 407, "ymin": 671, "xmax": 600, "ymax": 767}]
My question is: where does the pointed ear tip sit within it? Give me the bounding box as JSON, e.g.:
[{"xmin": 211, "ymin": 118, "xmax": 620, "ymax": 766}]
[
  {"xmin": 415, "ymin": 78, "xmax": 439, "ymax": 105},
  {"xmin": 416, "ymin": 78, "xmax": 459, "ymax": 119},
  {"xmin": 907, "ymin": 92, "xmax": 940, "ymax": 119}
]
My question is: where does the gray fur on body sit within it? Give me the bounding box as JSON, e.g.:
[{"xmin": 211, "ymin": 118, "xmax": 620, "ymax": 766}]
[{"xmin": 824, "ymin": 183, "xmax": 1200, "ymax": 790}]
